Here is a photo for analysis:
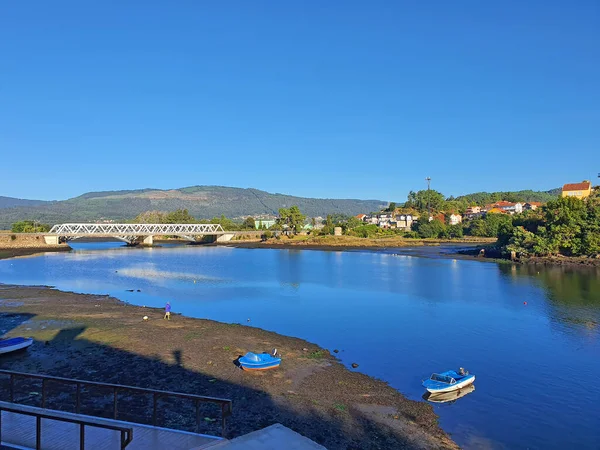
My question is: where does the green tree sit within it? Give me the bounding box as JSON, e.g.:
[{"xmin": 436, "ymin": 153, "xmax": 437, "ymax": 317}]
[
  {"xmin": 466, "ymin": 213, "xmax": 512, "ymax": 237},
  {"xmin": 276, "ymin": 206, "xmax": 306, "ymax": 233},
  {"xmin": 386, "ymin": 202, "xmax": 396, "ymax": 212},
  {"xmin": 242, "ymin": 217, "xmax": 256, "ymax": 229},
  {"xmin": 405, "ymin": 190, "xmax": 446, "ymax": 212},
  {"xmin": 412, "ymin": 219, "xmax": 446, "ymax": 238},
  {"xmin": 210, "ymin": 214, "xmax": 237, "ymax": 231},
  {"xmin": 165, "ymin": 209, "xmax": 197, "ymax": 224},
  {"xmin": 11, "ymin": 221, "xmax": 51, "ymax": 233}
]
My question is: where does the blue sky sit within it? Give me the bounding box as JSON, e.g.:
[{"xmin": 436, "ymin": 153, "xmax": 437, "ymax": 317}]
[{"xmin": 1, "ymin": 1, "xmax": 598, "ymax": 202}]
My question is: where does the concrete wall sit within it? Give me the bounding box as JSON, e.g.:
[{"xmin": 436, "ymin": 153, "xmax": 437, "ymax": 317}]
[{"xmin": 0, "ymin": 233, "xmax": 69, "ymax": 250}]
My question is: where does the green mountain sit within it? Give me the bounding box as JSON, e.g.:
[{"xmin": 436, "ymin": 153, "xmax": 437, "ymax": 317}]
[
  {"xmin": 452, "ymin": 188, "xmax": 561, "ymax": 206},
  {"xmin": 0, "ymin": 186, "xmax": 387, "ymax": 228},
  {"xmin": 0, "ymin": 196, "xmax": 50, "ymax": 209}
]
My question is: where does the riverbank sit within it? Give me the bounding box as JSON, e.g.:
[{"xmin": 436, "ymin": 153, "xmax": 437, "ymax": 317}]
[
  {"xmin": 0, "ymin": 284, "xmax": 457, "ymax": 450},
  {"xmin": 226, "ymin": 234, "xmax": 495, "ymax": 252},
  {"xmin": 0, "ymin": 232, "xmax": 70, "ymax": 258},
  {"xmin": 458, "ymin": 246, "xmax": 600, "ymax": 268}
]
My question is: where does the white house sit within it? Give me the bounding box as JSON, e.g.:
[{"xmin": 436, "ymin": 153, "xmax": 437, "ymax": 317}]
[{"xmin": 448, "ymin": 214, "xmax": 463, "ymax": 226}]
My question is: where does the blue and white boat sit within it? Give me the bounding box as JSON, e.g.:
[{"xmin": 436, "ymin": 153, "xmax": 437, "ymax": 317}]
[
  {"xmin": 422, "ymin": 368, "xmax": 475, "ymax": 393},
  {"xmin": 238, "ymin": 350, "xmax": 281, "ymax": 371},
  {"xmin": 0, "ymin": 337, "xmax": 33, "ymax": 355}
]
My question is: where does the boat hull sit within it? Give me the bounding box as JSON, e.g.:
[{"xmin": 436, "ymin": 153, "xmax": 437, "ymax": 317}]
[
  {"xmin": 426, "ymin": 375, "xmax": 475, "ymax": 393},
  {"xmin": 240, "ymin": 362, "xmax": 281, "ymax": 371},
  {"xmin": 238, "ymin": 352, "xmax": 281, "ymax": 371},
  {"xmin": 0, "ymin": 337, "xmax": 33, "ymax": 355}
]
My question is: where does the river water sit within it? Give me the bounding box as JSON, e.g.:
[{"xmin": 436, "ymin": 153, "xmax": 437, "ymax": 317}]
[{"xmin": 0, "ymin": 242, "xmax": 599, "ymax": 449}]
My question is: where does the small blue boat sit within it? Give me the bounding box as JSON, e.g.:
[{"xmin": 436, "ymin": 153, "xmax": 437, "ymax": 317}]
[
  {"xmin": 238, "ymin": 350, "xmax": 281, "ymax": 371},
  {"xmin": 0, "ymin": 337, "xmax": 33, "ymax": 355},
  {"xmin": 422, "ymin": 368, "xmax": 475, "ymax": 393}
]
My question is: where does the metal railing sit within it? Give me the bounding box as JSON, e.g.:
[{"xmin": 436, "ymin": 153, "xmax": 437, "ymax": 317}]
[
  {"xmin": 0, "ymin": 369, "xmax": 232, "ymax": 437},
  {"xmin": 0, "ymin": 400, "xmax": 134, "ymax": 450}
]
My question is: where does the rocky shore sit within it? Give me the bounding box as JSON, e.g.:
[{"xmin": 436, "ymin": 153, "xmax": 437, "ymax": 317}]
[{"xmin": 0, "ymin": 284, "xmax": 457, "ymax": 450}]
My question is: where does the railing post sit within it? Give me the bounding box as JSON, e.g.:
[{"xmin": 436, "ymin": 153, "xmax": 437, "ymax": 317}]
[
  {"xmin": 195, "ymin": 400, "xmax": 200, "ymax": 433},
  {"xmin": 152, "ymin": 393, "xmax": 157, "ymax": 426},
  {"xmin": 113, "ymin": 387, "xmax": 118, "ymax": 419},
  {"xmin": 76, "ymin": 383, "xmax": 81, "ymax": 414},
  {"xmin": 221, "ymin": 403, "xmax": 227, "ymax": 438},
  {"xmin": 41, "ymin": 379, "xmax": 46, "ymax": 408},
  {"xmin": 9, "ymin": 374, "xmax": 14, "ymax": 403},
  {"xmin": 36, "ymin": 415, "xmax": 42, "ymax": 450},
  {"xmin": 79, "ymin": 423, "xmax": 85, "ymax": 450}
]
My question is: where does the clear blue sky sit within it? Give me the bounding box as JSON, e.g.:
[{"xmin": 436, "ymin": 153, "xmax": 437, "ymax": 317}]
[{"xmin": 1, "ymin": 1, "xmax": 598, "ymax": 202}]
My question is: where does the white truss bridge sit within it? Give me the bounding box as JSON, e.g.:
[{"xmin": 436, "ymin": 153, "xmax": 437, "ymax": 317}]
[{"xmin": 46, "ymin": 223, "xmax": 227, "ymax": 245}]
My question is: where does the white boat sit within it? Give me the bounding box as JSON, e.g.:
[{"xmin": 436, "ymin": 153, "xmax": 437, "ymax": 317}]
[
  {"xmin": 425, "ymin": 383, "xmax": 475, "ymax": 403},
  {"xmin": 422, "ymin": 368, "xmax": 475, "ymax": 393},
  {"xmin": 0, "ymin": 337, "xmax": 33, "ymax": 355}
]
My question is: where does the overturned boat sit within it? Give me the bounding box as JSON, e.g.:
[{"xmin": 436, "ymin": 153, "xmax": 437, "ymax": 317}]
[{"xmin": 238, "ymin": 350, "xmax": 281, "ymax": 371}]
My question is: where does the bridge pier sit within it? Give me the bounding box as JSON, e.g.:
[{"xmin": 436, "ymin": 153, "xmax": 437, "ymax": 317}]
[
  {"xmin": 44, "ymin": 235, "xmax": 60, "ymax": 245},
  {"xmin": 142, "ymin": 235, "xmax": 153, "ymax": 246}
]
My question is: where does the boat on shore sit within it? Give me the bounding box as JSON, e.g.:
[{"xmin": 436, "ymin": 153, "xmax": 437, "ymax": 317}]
[
  {"xmin": 238, "ymin": 351, "xmax": 281, "ymax": 371},
  {"xmin": 0, "ymin": 337, "xmax": 33, "ymax": 355},
  {"xmin": 422, "ymin": 368, "xmax": 475, "ymax": 393}
]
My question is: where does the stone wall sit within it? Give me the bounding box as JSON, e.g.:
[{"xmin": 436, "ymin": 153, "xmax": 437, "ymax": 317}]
[{"xmin": 0, "ymin": 233, "xmax": 69, "ymax": 250}]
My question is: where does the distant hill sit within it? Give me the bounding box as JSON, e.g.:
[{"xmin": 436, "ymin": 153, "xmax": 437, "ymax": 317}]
[
  {"xmin": 0, "ymin": 196, "xmax": 49, "ymax": 209},
  {"xmin": 0, "ymin": 186, "xmax": 387, "ymax": 228},
  {"xmin": 452, "ymin": 188, "xmax": 561, "ymax": 206}
]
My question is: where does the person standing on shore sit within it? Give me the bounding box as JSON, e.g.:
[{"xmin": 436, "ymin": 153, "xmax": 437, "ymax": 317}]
[{"xmin": 164, "ymin": 302, "xmax": 171, "ymax": 320}]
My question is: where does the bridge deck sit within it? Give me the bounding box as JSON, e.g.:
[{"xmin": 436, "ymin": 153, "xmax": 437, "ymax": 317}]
[{"xmin": 0, "ymin": 410, "xmax": 223, "ymax": 450}]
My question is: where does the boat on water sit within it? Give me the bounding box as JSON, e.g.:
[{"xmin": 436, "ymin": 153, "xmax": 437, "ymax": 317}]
[
  {"xmin": 424, "ymin": 383, "xmax": 475, "ymax": 403},
  {"xmin": 0, "ymin": 337, "xmax": 33, "ymax": 355},
  {"xmin": 422, "ymin": 368, "xmax": 475, "ymax": 393},
  {"xmin": 238, "ymin": 350, "xmax": 281, "ymax": 371}
]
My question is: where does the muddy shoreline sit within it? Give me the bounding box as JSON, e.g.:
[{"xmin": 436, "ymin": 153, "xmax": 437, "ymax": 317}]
[
  {"xmin": 0, "ymin": 246, "xmax": 71, "ymax": 260},
  {"xmin": 0, "ymin": 284, "xmax": 457, "ymax": 449}
]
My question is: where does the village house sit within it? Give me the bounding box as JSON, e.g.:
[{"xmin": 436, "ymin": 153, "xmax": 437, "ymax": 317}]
[
  {"xmin": 254, "ymin": 219, "xmax": 277, "ymax": 229},
  {"xmin": 484, "ymin": 201, "xmax": 523, "ymax": 215},
  {"xmin": 448, "ymin": 213, "xmax": 462, "ymax": 226},
  {"xmin": 562, "ymin": 181, "xmax": 592, "ymax": 199},
  {"xmin": 523, "ymin": 202, "xmax": 543, "ymax": 211},
  {"xmin": 359, "ymin": 213, "xmax": 416, "ymax": 231},
  {"xmin": 391, "ymin": 214, "xmax": 415, "ymax": 231}
]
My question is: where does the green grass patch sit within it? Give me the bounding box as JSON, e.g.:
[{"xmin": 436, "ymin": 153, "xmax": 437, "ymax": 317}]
[
  {"xmin": 306, "ymin": 350, "xmax": 326, "ymax": 359},
  {"xmin": 183, "ymin": 331, "xmax": 203, "ymax": 341},
  {"xmin": 333, "ymin": 403, "xmax": 347, "ymax": 412}
]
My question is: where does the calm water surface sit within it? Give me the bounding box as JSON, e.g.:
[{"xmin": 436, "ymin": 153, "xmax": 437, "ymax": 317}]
[{"xmin": 1, "ymin": 243, "xmax": 599, "ymax": 449}]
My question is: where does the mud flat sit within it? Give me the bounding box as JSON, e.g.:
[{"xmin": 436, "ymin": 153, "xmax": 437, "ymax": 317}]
[{"xmin": 0, "ymin": 284, "xmax": 457, "ymax": 450}]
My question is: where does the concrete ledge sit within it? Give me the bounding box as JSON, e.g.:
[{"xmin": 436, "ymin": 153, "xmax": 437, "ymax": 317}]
[{"xmin": 206, "ymin": 424, "xmax": 326, "ymax": 449}]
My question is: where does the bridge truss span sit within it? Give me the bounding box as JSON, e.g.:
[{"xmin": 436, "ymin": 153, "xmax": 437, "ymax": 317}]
[{"xmin": 46, "ymin": 223, "xmax": 227, "ymax": 245}]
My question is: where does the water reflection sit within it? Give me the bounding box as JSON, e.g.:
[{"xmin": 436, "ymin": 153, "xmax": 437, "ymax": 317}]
[
  {"xmin": 423, "ymin": 384, "xmax": 476, "ymax": 404},
  {"xmin": 499, "ymin": 264, "xmax": 600, "ymax": 335}
]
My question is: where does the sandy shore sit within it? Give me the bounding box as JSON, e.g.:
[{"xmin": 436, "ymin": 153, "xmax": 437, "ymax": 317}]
[{"xmin": 0, "ymin": 284, "xmax": 457, "ymax": 450}]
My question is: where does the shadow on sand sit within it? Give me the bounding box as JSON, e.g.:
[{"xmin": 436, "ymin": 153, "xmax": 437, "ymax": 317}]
[{"xmin": 0, "ymin": 313, "xmax": 448, "ymax": 449}]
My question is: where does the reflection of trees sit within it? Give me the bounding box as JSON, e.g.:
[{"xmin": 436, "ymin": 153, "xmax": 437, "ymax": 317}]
[{"xmin": 500, "ymin": 264, "xmax": 600, "ymax": 330}]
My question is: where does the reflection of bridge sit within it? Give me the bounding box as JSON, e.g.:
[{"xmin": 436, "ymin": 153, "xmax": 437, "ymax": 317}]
[{"xmin": 45, "ymin": 223, "xmax": 232, "ymax": 246}]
